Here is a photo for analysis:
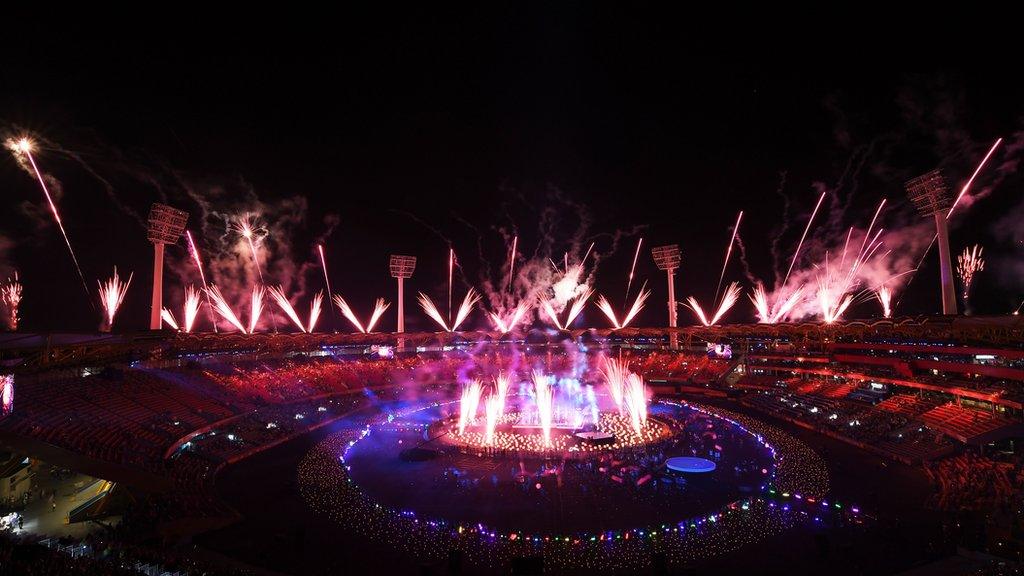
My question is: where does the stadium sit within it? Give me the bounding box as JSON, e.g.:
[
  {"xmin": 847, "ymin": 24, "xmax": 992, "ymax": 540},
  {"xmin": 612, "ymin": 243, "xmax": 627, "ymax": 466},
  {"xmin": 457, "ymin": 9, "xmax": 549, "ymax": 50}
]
[{"xmin": 2, "ymin": 315, "xmax": 1023, "ymax": 574}]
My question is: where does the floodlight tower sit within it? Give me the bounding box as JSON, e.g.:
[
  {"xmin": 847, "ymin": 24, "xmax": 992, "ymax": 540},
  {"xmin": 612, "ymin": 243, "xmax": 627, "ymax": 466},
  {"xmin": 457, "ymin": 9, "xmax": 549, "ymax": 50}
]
[
  {"xmin": 905, "ymin": 170, "xmax": 957, "ymax": 315},
  {"xmin": 147, "ymin": 204, "xmax": 189, "ymax": 330},
  {"xmin": 652, "ymin": 245, "xmax": 681, "ymax": 346},
  {"xmin": 389, "ymin": 255, "xmax": 417, "ymax": 332}
]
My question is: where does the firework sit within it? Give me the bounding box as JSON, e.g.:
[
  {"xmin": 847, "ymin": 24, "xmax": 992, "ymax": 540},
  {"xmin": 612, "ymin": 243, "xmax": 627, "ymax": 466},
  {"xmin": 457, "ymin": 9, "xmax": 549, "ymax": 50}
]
[
  {"xmin": 532, "ymin": 371, "xmax": 554, "ymax": 446},
  {"xmin": 506, "ymin": 235, "xmax": 518, "ymax": 293},
  {"xmin": 160, "ymin": 308, "xmax": 180, "ymax": 330},
  {"xmin": 488, "ymin": 301, "xmax": 530, "ymax": 334},
  {"xmin": 418, "ymin": 288, "xmax": 481, "ymax": 332},
  {"xmin": 714, "ymin": 212, "xmax": 743, "ymax": 300},
  {"xmin": 458, "ymin": 379, "xmax": 483, "ymax": 435},
  {"xmin": 333, "ymin": 295, "xmax": 391, "ymax": 333},
  {"xmin": 268, "ymin": 286, "xmax": 307, "ymax": 332},
  {"xmin": 684, "ymin": 281, "xmax": 741, "ymax": 326},
  {"xmin": 0, "ymin": 374, "xmax": 12, "ymax": 415},
  {"xmin": 782, "ymin": 190, "xmax": 827, "ymax": 287},
  {"xmin": 248, "ymin": 286, "xmax": 265, "ymax": 334},
  {"xmin": 308, "ymin": 291, "xmax": 324, "ymax": 333},
  {"xmin": 541, "ymin": 287, "xmax": 594, "ymax": 330},
  {"xmin": 484, "ymin": 394, "xmax": 501, "ymax": 445},
  {"xmin": 948, "ymin": 138, "xmax": 1004, "ymax": 219},
  {"xmin": 875, "ymin": 285, "xmax": 893, "ymax": 318},
  {"xmin": 186, "ymin": 231, "xmax": 217, "ymax": 333},
  {"xmin": 1, "ymin": 274, "xmax": 22, "ymax": 331},
  {"xmin": 957, "ymin": 244, "xmax": 985, "ymax": 301},
  {"xmin": 98, "ymin": 268, "xmax": 133, "ymax": 332},
  {"xmin": 623, "ymin": 373, "xmax": 648, "ymax": 436},
  {"xmin": 206, "ymin": 285, "xmax": 247, "ymax": 333},
  {"xmin": 625, "ymin": 237, "xmax": 643, "ymax": 299},
  {"xmin": 600, "ymin": 357, "xmax": 628, "ymax": 413},
  {"xmin": 234, "ymin": 214, "xmax": 265, "ymax": 284},
  {"xmin": 8, "ymin": 138, "xmax": 91, "ymax": 300},
  {"xmin": 494, "ymin": 372, "xmax": 512, "ymax": 417},
  {"xmin": 749, "ymin": 282, "xmax": 804, "ymax": 324},
  {"xmin": 594, "ymin": 284, "xmax": 651, "ymax": 329}
]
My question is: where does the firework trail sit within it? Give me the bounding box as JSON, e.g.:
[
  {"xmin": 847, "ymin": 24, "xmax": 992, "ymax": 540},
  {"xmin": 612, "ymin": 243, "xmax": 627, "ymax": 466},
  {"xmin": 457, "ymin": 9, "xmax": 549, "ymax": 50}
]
[
  {"xmin": 488, "ymin": 301, "xmax": 530, "ymax": 333},
  {"xmin": 268, "ymin": 286, "xmax": 307, "ymax": 332},
  {"xmin": 541, "ymin": 287, "xmax": 593, "ymax": 330},
  {"xmin": 715, "ymin": 212, "xmax": 743, "ymax": 301},
  {"xmin": 684, "ymin": 282, "xmax": 742, "ymax": 326},
  {"xmin": 308, "ymin": 291, "xmax": 324, "ymax": 332},
  {"xmin": 957, "ymin": 245, "xmax": 985, "ymax": 302},
  {"xmin": 782, "ymin": 190, "xmax": 827, "ymax": 288},
  {"xmin": 532, "ymin": 371, "xmax": 554, "ymax": 446},
  {"xmin": 317, "ymin": 245, "xmax": 333, "ymax": 300},
  {"xmin": 625, "ymin": 237, "xmax": 643, "ymax": 300},
  {"xmin": 948, "ymin": 138, "xmax": 1004, "ymax": 219},
  {"xmin": 248, "ymin": 285, "xmax": 265, "ymax": 334},
  {"xmin": 234, "ymin": 214, "xmax": 268, "ymax": 286},
  {"xmin": 448, "ymin": 248, "xmax": 454, "ymax": 323},
  {"xmin": 418, "ymin": 288, "xmax": 481, "ymax": 332},
  {"xmin": 206, "ymin": 285, "xmax": 247, "ymax": 333},
  {"xmin": 186, "ymin": 230, "xmax": 217, "ymax": 332},
  {"xmin": 333, "ymin": 296, "xmax": 390, "ymax": 333},
  {"xmin": 623, "ymin": 373, "xmax": 648, "ymax": 435},
  {"xmin": 600, "ymin": 357, "xmax": 628, "ymax": 413},
  {"xmin": 506, "ymin": 235, "xmax": 518, "ymax": 293},
  {"xmin": 8, "ymin": 139, "xmax": 91, "ymax": 300},
  {"xmin": 1, "ymin": 274, "xmax": 22, "ymax": 331},
  {"xmin": 594, "ymin": 283, "xmax": 651, "ymax": 329},
  {"xmin": 458, "ymin": 379, "xmax": 483, "ymax": 435},
  {"xmin": 98, "ymin": 268, "xmax": 133, "ymax": 332},
  {"xmin": 875, "ymin": 285, "xmax": 892, "ymax": 318},
  {"xmin": 160, "ymin": 308, "xmax": 180, "ymax": 330}
]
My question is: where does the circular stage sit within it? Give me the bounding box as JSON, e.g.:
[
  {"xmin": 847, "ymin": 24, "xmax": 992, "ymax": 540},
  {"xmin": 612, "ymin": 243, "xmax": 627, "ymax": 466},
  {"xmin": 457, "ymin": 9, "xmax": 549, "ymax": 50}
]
[{"xmin": 666, "ymin": 456, "xmax": 717, "ymax": 473}]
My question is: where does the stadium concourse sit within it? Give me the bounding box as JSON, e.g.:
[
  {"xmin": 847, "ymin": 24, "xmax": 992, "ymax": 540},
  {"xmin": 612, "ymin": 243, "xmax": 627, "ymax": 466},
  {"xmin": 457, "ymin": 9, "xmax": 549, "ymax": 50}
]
[{"xmin": 0, "ymin": 315, "xmax": 1022, "ymax": 574}]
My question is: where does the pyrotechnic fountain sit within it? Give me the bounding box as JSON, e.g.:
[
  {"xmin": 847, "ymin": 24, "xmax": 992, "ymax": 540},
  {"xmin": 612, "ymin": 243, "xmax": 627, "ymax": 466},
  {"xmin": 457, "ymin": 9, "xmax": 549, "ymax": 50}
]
[
  {"xmin": 875, "ymin": 285, "xmax": 893, "ymax": 318},
  {"xmin": 957, "ymin": 245, "xmax": 985, "ymax": 310},
  {"xmin": 333, "ymin": 296, "xmax": 390, "ymax": 333},
  {"xmin": 458, "ymin": 380, "xmax": 483, "ymax": 435},
  {"xmin": 532, "ymin": 371, "xmax": 554, "ymax": 446},
  {"xmin": 1, "ymin": 274, "xmax": 22, "ymax": 331},
  {"xmin": 98, "ymin": 268, "xmax": 133, "ymax": 333}
]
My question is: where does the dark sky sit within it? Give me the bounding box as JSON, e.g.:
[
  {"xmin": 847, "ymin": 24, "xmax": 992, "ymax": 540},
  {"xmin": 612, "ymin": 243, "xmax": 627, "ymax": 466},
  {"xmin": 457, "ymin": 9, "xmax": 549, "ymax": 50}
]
[{"xmin": 2, "ymin": 15, "xmax": 1022, "ymax": 332}]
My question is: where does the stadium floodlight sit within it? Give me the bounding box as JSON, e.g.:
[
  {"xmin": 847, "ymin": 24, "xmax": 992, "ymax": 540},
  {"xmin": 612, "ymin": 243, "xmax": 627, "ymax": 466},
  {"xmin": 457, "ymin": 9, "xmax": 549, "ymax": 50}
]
[
  {"xmin": 905, "ymin": 170, "xmax": 957, "ymax": 315},
  {"xmin": 651, "ymin": 244, "xmax": 681, "ymax": 327},
  {"xmin": 147, "ymin": 204, "xmax": 189, "ymax": 330},
  {"xmin": 389, "ymin": 255, "xmax": 417, "ymax": 333}
]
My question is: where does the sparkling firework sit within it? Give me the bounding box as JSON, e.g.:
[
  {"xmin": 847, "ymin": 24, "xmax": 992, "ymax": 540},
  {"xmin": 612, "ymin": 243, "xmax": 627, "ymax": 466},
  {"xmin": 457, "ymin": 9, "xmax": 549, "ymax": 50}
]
[
  {"xmin": 623, "ymin": 373, "xmax": 648, "ymax": 436},
  {"xmin": 248, "ymin": 286, "xmax": 265, "ymax": 334},
  {"xmin": 8, "ymin": 138, "xmax": 91, "ymax": 300},
  {"xmin": 714, "ymin": 212, "xmax": 743, "ymax": 300},
  {"xmin": 484, "ymin": 394, "xmax": 501, "ymax": 445},
  {"xmin": 333, "ymin": 296, "xmax": 391, "ymax": 333},
  {"xmin": 625, "ymin": 237, "xmax": 643, "ymax": 299},
  {"xmin": 1, "ymin": 274, "xmax": 22, "ymax": 331},
  {"xmin": 506, "ymin": 235, "xmax": 518, "ymax": 293},
  {"xmin": 541, "ymin": 287, "xmax": 594, "ymax": 330},
  {"xmin": 160, "ymin": 308, "xmax": 180, "ymax": 330},
  {"xmin": 957, "ymin": 244, "xmax": 985, "ymax": 301},
  {"xmin": 875, "ymin": 285, "xmax": 893, "ymax": 318},
  {"xmin": 487, "ymin": 301, "xmax": 530, "ymax": 334},
  {"xmin": 532, "ymin": 371, "xmax": 554, "ymax": 446},
  {"xmin": 206, "ymin": 285, "xmax": 248, "ymax": 333},
  {"xmin": 307, "ymin": 291, "xmax": 324, "ymax": 333},
  {"xmin": 948, "ymin": 138, "xmax": 1004, "ymax": 219},
  {"xmin": 782, "ymin": 190, "xmax": 828, "ymax": 288},
  {"xmin": 186, "ymin": 230, "xmax": 217, "ymax": 333},
  {"xmin": 600, "ymin": 357, "xmax": 629, "ymax": 413},
  {"xmin": 684, "ymin": 281, "xmax": 741, "ymax": 326},
  {"xmin": 494, "ymin": 372, "xmax": 512, "ymax": 417},
  {"xmin": 417, "ymin": 288, "xmax": 481, "ymax": 332},
  {"xmin": 268, "ymin": 286, "xmax": 307, "ymax": 332},
  {"xmin": 749, "ymin": 282, "xmax": 804, "ymax": 324},
  {"xmin": 594, "ymin": 284, "xmax": 651, "ymax": 329},
  {"xmin": 458, "ymin": 379, "xmax": 483, "ymax": 435},
  {"xmin": 234, "ymin": 214, "xmax": 265, "ymax": 284},
  {"xmin": 98, "ymin": 268, "xmax": 133, "ymax": 332}
]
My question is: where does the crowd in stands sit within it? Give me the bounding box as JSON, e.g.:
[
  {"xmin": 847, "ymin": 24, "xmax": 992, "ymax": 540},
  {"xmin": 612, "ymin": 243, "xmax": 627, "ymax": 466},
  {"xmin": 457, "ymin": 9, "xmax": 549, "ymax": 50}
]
[{"xmin": 925, "ymin": 451, "xmax": 1024, "ymax": 512}]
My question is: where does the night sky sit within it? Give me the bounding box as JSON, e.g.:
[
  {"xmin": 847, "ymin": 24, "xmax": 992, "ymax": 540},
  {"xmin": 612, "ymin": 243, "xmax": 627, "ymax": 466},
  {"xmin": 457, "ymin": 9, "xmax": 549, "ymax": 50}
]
[{"xmin": 2, "ymin": 16, "xmax": 1022, "ymax": 333}]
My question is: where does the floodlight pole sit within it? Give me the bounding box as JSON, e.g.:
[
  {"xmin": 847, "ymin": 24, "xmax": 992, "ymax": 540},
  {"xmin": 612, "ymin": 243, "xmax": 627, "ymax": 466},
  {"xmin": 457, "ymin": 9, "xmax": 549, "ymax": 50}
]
[
  {"xmin": 905, "ymin": 170, "xmax": 957, "ymax": 315},
  {"xmin": 397, "ymin": 277, "xmax": 406, "ymax": 333},
  {"xmin": 147, "ymin": 204, "xmax": 189, "ymax": 330},
  {"xmin": 652, "ymin": 244, "xmax": 682, "ymax": 349},
  {"xmin": 390, "ymin": 255, "xmax": 417, "ymax": 334}
]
